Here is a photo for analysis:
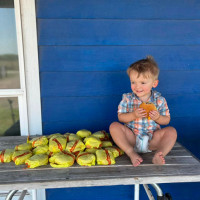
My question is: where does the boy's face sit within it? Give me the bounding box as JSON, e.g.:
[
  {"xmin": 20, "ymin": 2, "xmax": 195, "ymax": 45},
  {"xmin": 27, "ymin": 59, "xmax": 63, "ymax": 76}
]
[{"xmin": 129, "ymin": 70, "xmax": 158, "ymax": 101}]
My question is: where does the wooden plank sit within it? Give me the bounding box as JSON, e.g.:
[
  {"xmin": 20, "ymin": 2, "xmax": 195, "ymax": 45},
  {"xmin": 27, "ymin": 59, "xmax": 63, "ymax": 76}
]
[
  {"xmin": 41, "ymin": 94, "xmax": 200, "ymax": 123},
  {"xmin": 173, "ymin": 143, "xmax": 181, "ymax": 148},
  {"xmin": 36, "ymin": 0, "xmax": 200, "ymax": 20},
  {"xmin": 0, "ymin": 136, "xmax": 28, "ymax": 149},
  {"xmin": 167, "ymin": 149, "xmax": 192, "ymax": 156},
  {"xmin": 40, "ymin": 71, "xmax": 200, "ymax": 97},
  {"xmin": 0, "ymin": 174, "xmax": 199, "ymax": 191},
  {"xmin": 38, "ymin": 19, "xmax": 200, "ymax": 45},
  {"xmin": 39, "ymin": 46, "xmax": 200, "ymax": 72},
  {"xmin": 68, "ymin": 164, "xmax": 200, "ymax": 180},
  {"xmin": 0, "ymin": 141, "xmax": 195, "ymax": 172},
  {"xmin": 0, "ymin": 137, "xmax": 183, "ymax": 152},
  {"xmin": 114, "ymin": 153, "xmax": 198, "ymax": 166},
  {"xmin": 0, "ymin": 137, "xmax": 199, "ymax": 190},
  {"xmin": 0, "ymin": 150, "xmax": 192, "ymax": 172},
  {"xmin": 0, "ymin": 164, "xmax": 199, "ymax": 190}
]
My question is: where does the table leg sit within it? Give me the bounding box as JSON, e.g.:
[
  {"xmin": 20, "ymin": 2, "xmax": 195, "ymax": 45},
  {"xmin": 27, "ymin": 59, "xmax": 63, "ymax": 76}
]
[
  {"xmin": 5, "ymin": 190, "xmax": 28, "ymax": 200},
  {"xmin": 134, "ymin": 184, "xmax": 140, "ymax": 200},
  {"xmin": 18, "ymin": 190, "xmax": 27, "ymax": 200},
  {"xmin": 143, "ymin": 184, "xmax": 155, "ymax": 200},
  {"xmin": 150, "ymin": 184, "xmax": 163, "ymax": 197},
  {"xmin": 5, "ymin": 190, "xmax": 18, "ymax": 200}
]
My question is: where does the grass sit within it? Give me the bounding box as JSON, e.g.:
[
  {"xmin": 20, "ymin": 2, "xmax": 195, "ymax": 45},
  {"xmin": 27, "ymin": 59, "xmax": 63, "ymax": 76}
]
[
  {"xmin": 0, "ymin": 98, "xmax": 19, "ymax": 136},
  {"xmin": 0, "ymin": 61, "xmax": 20, "ymax": 135},
  {"xmin": 0, "ymin": 70, "xmax": 20, "ymax": 89}
]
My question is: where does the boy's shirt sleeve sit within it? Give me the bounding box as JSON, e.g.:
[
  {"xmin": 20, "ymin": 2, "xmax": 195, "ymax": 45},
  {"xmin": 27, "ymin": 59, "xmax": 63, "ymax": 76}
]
[
  {"xmin": 118, "ymin": 94, "xmax": 128, "ymax": 113},
  {"xmin": 157, "ymin": 97, "xmax": 170, "ymax": 116}
]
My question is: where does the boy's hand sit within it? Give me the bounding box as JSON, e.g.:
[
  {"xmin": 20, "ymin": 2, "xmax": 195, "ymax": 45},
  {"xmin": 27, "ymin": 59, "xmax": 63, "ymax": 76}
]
[
  {"xmin": 133, "ymin": 108, "xmax": 147, "ymax": 119},
  {"xmin": 149, "ymin": 110, "xmax": 160, "ymax": 121}
]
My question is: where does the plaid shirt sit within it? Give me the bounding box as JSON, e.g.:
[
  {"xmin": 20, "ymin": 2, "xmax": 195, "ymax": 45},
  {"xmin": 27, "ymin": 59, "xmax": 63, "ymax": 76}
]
[{"xmin": 118, "ymin": 90, "xmax": 170, "ymax": 137}]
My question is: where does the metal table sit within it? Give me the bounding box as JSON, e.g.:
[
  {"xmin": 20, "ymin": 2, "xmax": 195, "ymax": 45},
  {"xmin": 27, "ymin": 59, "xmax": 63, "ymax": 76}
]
[{"xmin": 0, "ymin": 136, "xmax": 200, "ymax": 200}]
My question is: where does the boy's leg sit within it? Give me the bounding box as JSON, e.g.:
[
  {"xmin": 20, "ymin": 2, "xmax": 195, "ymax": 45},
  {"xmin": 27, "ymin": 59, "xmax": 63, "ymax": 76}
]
[
  {"xmin": 109, "ymin": 122, "xmax": 143, "ymax": 167},
  {"xmin": 149, "ymin": 126, "xmax": 177, "ymax": 164}
]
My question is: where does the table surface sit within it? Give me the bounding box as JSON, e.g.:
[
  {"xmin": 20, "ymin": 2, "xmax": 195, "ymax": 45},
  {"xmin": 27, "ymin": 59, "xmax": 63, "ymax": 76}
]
[{"xmin": 0, "ymin": 136, "xmax": 200, "ymax": 190}]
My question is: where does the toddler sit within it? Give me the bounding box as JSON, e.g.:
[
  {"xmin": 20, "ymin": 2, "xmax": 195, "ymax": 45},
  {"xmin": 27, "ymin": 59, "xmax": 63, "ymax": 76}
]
[{"xmin": 109, "ymin": 56, "xmax": 177, "ymax": 167}]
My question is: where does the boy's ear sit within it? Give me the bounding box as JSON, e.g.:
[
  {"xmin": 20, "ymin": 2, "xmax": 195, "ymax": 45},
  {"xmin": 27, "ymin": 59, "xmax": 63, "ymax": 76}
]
[{"xmin": 153, "ymin": 80, "xmax": 159, "ymax": 88}]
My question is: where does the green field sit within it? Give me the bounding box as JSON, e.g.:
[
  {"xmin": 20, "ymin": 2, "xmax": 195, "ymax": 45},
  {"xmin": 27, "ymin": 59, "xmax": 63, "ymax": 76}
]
[
  {"xmin": 0, "ymin": 98, "xmax": 19, "ymax": 136},
  {"xmin": 0, "ymin": 55, "xmax": 20, "ymax": 136}
]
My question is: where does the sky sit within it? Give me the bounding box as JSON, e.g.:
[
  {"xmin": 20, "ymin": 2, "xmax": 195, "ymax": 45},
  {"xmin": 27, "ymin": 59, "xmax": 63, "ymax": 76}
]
[{"xmin": 0, "ymin": 8, "xmax": 18, "ymax": 55}]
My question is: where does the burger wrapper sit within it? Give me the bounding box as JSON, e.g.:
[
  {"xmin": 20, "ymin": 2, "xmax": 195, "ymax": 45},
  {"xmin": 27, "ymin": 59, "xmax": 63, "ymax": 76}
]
[
  {"xmin": 66, "ymin": 140, "xmax": 85, "ymax": 153},
  {"xmin": 76, "ymin": 129, "xmax": 91, "ymax": 138},
  {"xmin": 0, "ymin": 149, "xmax": 14, "ymax": 163},
  {"xmin": 76, "ymin": 152, "xmax": 96, "ymax": 166},
  {"xmin": 105, "ymin": 146, "xmax": 124, "ymax": 158},
  {"xmin": 49, "ymin": 151, "xmax": 75, "ymax": 168},
  {"xmin": 85, "ymin": 148, "xmax": 101, "ymax": 154},
  {"xmin": 50, "ymin": 163, "xmax": 72, "ymax": 168},
  {"xmin": 102, "ymin": 141, "xmax": 113, "ymax": 148},
  {"xmin": 12, "ymin": 150, "xmax": 32, "ymax": 165},
  {"xmin": 47, "ymin": 133, "xmax": 62, "ymax": 139},
  {"xmin": 84, "ymin": 136, "xmax": 102, "ymax": 149},
  {"xmin": 15, "ymin": 143, "xmax": 32, "ymax": 151},
  {"xmin": 49, "ymin": 136, "xmax": 67, "ymax": 153},
  {"xmin": 47, "ymin": 151, "xmax": 56, "ymax": 157},
  {"xmin": 33, "ymin": 145, "xmax": 49, "ymax": 155},
  {"xmin": 96, "ymin": 149, "xmax": 115, "ymax": 165},
  {"xmin": 92, "ymin": 130, "xmax": 110, "ymax": 141},
  {"xmin": 65, "ymin": 133, "xmax": 81, "ymax": 142},
  {"xmin": 25, "ymin": 154, "xmax": 49, "ymax": 168},
  {"xmin": 29, "ymin": 136, "xmax": 48, "ymax": 148}
]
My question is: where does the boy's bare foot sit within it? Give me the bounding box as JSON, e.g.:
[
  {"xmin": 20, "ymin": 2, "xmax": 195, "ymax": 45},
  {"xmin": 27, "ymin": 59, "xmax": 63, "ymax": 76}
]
[
  {"xmin": 152, "ymin": 152, "xmax": 165, "ymax": 165},
  {"xmin": 128, "ymin": 151, "xmax": 143, "ymax": 167}
]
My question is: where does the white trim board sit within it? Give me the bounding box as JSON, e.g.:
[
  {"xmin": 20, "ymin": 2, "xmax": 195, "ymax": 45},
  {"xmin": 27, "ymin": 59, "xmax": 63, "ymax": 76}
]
[
  {"xmin": 19, "ymin": 0, "xmax": 43, "ymax": 136},
  {"xmin": 14, "ymin": 0, "xmax": 45, "ymax": 199}
]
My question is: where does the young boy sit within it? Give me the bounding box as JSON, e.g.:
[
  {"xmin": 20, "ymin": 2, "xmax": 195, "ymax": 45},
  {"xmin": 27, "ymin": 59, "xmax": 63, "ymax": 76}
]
[{"xmin": 109, "ymin": 56, "xmax": 177, "ymax": 167}]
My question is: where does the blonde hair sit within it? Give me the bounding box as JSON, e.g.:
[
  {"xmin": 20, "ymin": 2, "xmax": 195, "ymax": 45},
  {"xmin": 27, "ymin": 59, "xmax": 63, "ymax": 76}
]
[{"xmin": 127, "ymin": 56, "xmax": 159, "ymax": 79}]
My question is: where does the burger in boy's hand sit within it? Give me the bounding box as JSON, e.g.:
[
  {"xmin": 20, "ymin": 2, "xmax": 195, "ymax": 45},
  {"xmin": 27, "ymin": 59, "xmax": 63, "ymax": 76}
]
[{"xmin": 139, "ymin": 102, "xmax": 157, "ymax": 120}]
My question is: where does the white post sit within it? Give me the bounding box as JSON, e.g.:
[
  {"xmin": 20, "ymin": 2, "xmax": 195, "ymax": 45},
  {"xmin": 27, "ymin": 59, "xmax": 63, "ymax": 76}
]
[
  {"xmin": 32, "ymin": 189, "xmax": 46, "ymax": 200},
  {"xmin": 134, "ymin": 184, "xmax": 140, "ymax": 200}
]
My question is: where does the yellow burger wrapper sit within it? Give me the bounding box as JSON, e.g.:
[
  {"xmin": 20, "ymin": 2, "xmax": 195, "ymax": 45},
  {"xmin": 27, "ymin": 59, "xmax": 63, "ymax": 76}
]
[
  {"xmin": 102, "ymin": 141, "xmax": 113, "ymax": 148},
  {"xmin": 65, "ymin": 133, "xmax": 81, "ymax": 142},
  {"xmin": 76, "ymin": 152, "xmax": 96, "ymax": 166},
  {"xmin": 15, "ymin": 143, "xmax": 32, "ymax": 151},
  {"xmin": 49, "ymin": 136, "xmax": 67, "ymax": 153},
  {"xmin": 12, "ymin": 150, "xmax": 32, "ymax": 165},
  {"xmin": 47, "ymin": 133, "xmax": 62, "ymax": 139},
  {"xmin": 105, "ymin": 146, "xmax": 124, "ymax": 158},
  {"xmin": 76, "ymin": 129, "xmax": 91, "ymax": 138},
  {"xmin": 84, "ymin": 136, "xmax": 102, "ymax": 149},
  {"xmin": 25, "ymin": 154, "xmax": 49, "ymax": 168},
  {"xmin": 49, "ymin": 151, "xmax": 75, "ymax": 168},
  {"xmin": 0, "ymin": 149, "xmax": 14, "ymax": 163},
  {"xmin": 33, "ymin": 145, "xmax": 49, "ymax": 155},
  {"xmin": 92, "ymin": 130, "xmax": 110, "ymax": 141},
  {"xmin": 85, "ymin": 148, "xmax": 101, "ymax": 154},
  {"xmin": 29, "ymin": 136, "xmax": 48, "ymax": 148},
  {"xmin": 47, "ymin": 151, "xmax": 56, "ymax": 157},
  {"xmin": 96, "ymin": 149, "xmax": 115, "ymax": 165},
  {"xmin": 66, "ymin": 140, "xmax": 85, "ymax": 153}
]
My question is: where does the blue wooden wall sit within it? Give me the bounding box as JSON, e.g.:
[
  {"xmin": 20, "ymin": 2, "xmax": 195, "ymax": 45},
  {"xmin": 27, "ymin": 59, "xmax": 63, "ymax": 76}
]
[{"xmin": 36, "ymin": 0, "xmax": 200, "ymax": 199}]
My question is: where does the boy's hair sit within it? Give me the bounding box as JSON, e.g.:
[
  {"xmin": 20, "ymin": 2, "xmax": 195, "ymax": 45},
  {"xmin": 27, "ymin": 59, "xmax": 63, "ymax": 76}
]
[{"xmin": 127, "ymin": 56, "xmax": 159, "ymax": 79}]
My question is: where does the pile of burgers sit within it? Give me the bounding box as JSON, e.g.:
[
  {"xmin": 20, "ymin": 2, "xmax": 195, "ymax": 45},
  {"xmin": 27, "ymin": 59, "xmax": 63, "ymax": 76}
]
[{"xmin": 0, "ymin": 130, "xmax": 124, "ymax": 168}]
